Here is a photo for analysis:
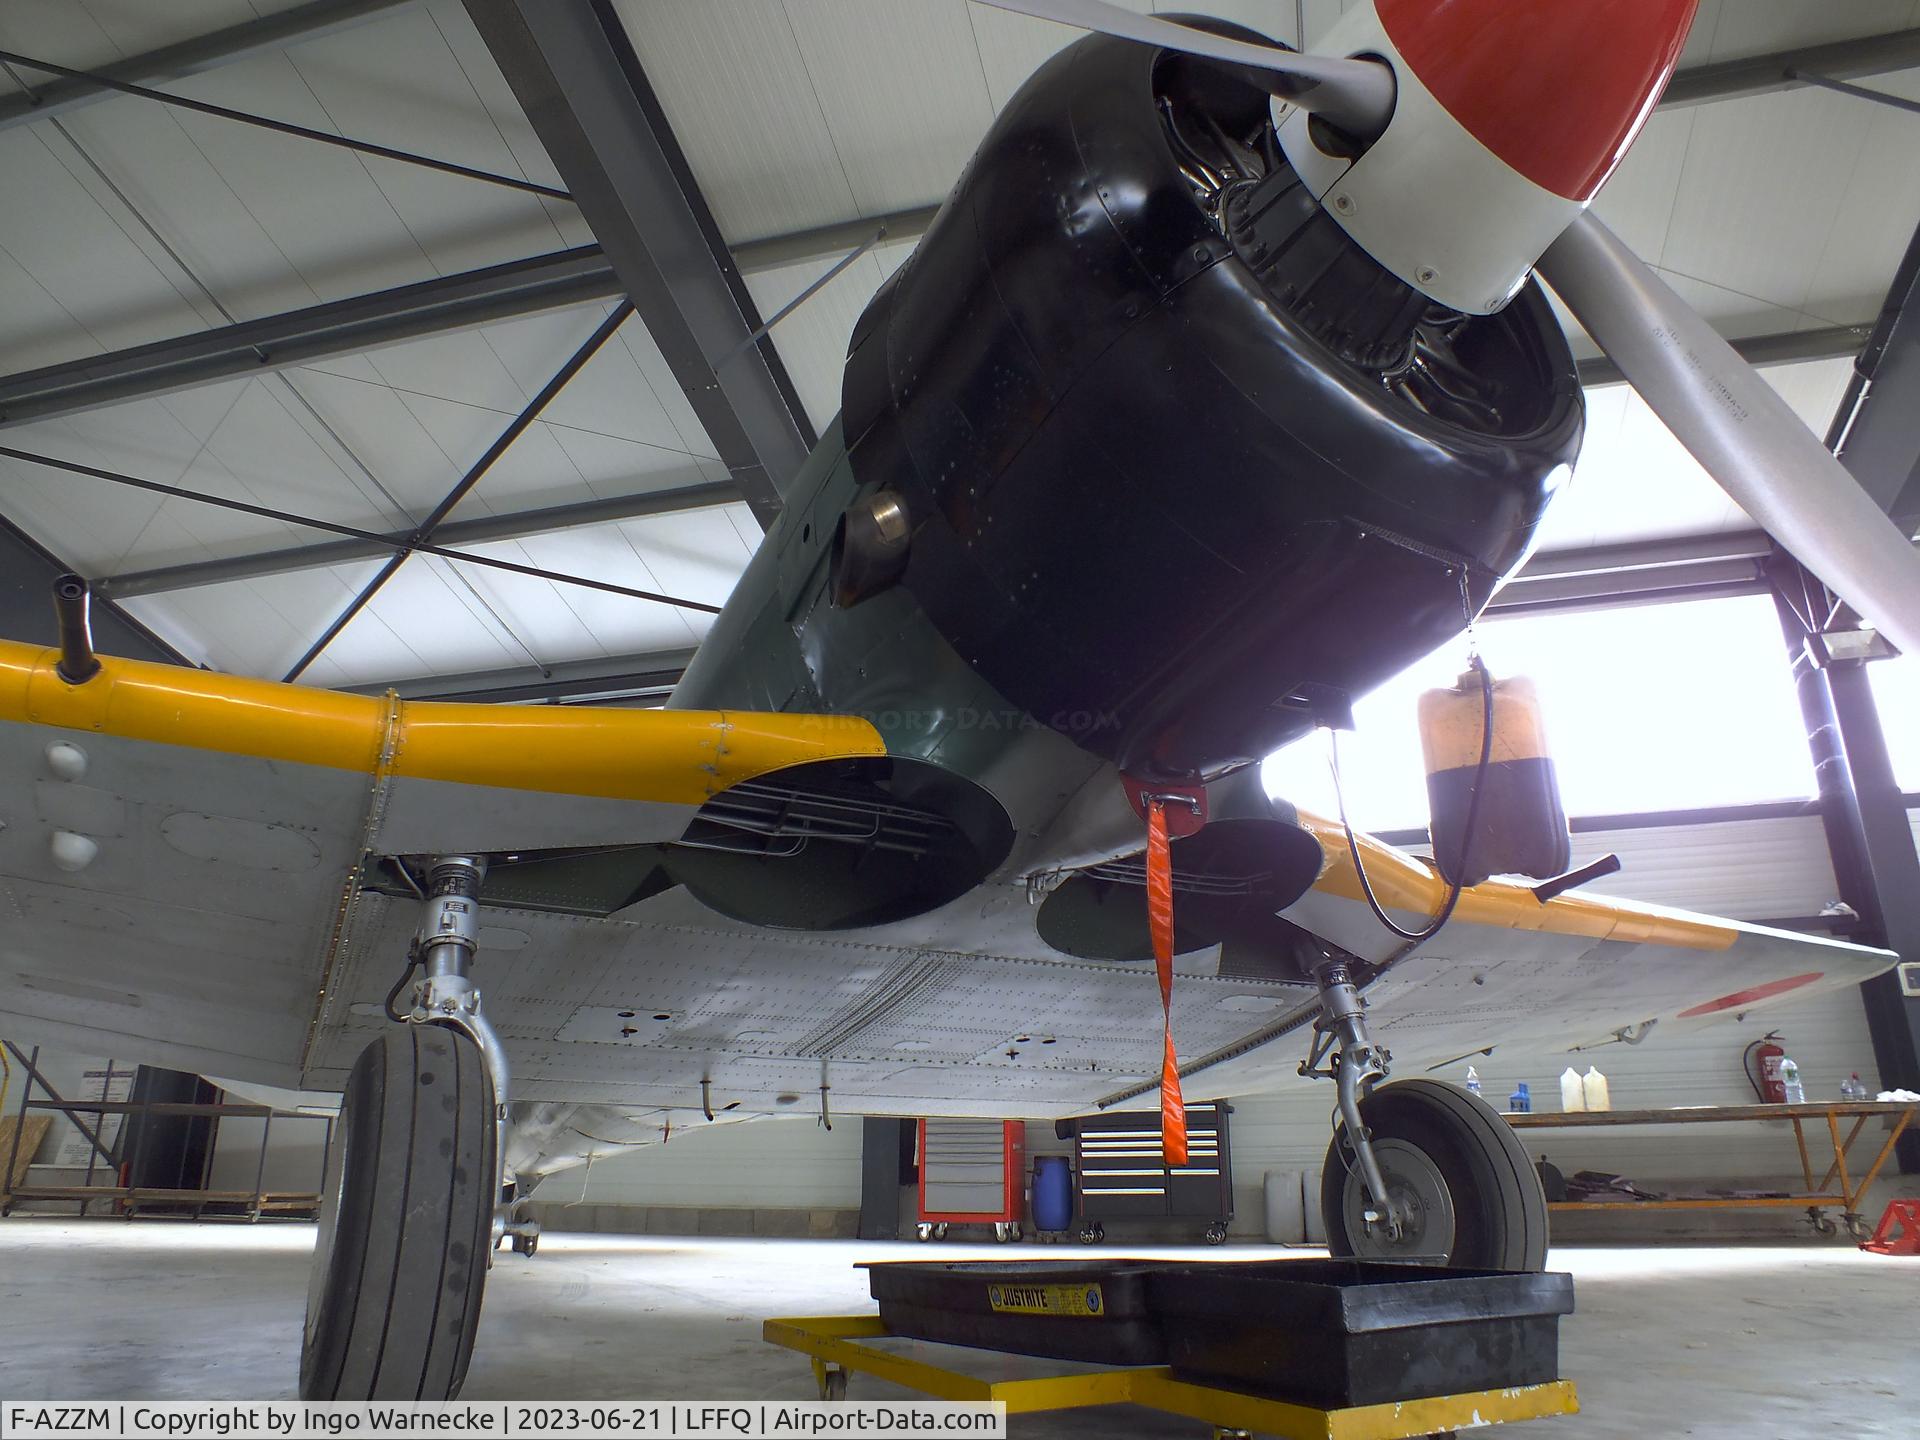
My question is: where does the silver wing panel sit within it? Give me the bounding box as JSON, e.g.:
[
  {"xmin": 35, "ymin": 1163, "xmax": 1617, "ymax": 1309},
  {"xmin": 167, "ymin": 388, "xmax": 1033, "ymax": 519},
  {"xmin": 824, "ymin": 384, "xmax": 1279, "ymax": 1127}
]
[
  {"xmin": 0, "ymin": 716, "xmax": 712, "ymax": 1080},
  {"xmin": 303, "ymin": 888, "xmax": 1317, "ymax": 1118},
  {"xmin": 1186, "ymin": 889, "xmax": 1893, "ymax": 1099},
  {"xmin": 5, "ymin": 715, "xmax": 1890, "ymax": 1121},
  {"xmin": 375, "ymin": 775, "xmax": 696, "ymax": 854},
  {"xmin": 0, "ymin": 725, "xmax": 369, "ymax": 1083}
]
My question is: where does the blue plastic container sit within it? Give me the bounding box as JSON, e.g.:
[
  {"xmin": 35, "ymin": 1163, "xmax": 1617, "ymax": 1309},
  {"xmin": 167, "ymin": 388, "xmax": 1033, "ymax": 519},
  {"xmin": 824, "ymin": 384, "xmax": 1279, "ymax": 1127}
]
[{"xmin": 1032, "ymin": 1155, "xmax": 1073, "ymax": 1232}]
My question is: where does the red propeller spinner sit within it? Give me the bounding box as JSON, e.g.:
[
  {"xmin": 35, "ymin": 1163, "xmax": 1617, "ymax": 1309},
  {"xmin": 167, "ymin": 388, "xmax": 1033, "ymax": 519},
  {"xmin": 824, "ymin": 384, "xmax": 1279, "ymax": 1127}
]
[
  {"xmin": 1278, "ymin": 0, "xmax": 1700, "ymax": 314},
  {"xmin": 1377, "ymin": 0, "xmax": 1697, "ymax": 203}
]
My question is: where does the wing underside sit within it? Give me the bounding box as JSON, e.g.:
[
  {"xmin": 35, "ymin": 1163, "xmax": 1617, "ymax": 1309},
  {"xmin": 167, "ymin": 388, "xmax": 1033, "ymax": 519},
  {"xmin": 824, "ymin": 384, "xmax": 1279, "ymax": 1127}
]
[{"xmin": 0, "ymin": 638, "xmax": 1892, "ymax": 1116}]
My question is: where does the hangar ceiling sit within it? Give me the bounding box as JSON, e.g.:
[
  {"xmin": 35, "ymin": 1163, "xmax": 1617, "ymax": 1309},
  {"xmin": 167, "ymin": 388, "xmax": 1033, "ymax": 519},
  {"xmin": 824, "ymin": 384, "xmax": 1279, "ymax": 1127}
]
[{"xmin": 0, "ymin": 0, "xmax": 1916, "ymax": 698}]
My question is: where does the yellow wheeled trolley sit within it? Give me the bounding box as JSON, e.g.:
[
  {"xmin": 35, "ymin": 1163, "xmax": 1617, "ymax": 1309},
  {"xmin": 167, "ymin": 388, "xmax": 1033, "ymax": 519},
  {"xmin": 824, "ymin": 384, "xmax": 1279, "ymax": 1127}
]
[{"xmin": 764, "ymin": 1315, "xmax": 1579, "ymax": 1440}]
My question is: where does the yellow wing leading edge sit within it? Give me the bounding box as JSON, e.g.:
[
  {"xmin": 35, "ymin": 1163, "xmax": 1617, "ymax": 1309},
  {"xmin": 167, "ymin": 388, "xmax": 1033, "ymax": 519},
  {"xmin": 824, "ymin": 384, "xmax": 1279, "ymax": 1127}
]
[{"xmin": 0, "ymin": 638, "xmax": 886, "ymax": 806}]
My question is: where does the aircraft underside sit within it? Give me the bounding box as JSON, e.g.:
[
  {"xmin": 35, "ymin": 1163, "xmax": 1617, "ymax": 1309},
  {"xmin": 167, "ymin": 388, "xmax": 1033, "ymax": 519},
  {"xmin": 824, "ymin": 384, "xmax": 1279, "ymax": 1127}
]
[{"xmin": 0, "ymin": 712, "xmax": 1879, "ymax": 1146}]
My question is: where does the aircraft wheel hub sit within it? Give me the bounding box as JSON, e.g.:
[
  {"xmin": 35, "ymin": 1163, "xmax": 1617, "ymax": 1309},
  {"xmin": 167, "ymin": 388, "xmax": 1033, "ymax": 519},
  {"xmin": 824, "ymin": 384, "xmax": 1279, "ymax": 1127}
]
[{"xmin": 1342, "ymin": 1138, "xmax": 1455, "ymax": 1261}]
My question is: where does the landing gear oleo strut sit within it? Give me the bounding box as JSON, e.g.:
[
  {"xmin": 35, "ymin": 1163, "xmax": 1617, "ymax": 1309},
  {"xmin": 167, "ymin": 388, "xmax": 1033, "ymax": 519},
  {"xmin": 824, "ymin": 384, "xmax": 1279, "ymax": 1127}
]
[
  {"xmin": 301, "ymin": 857, "xmax": 507, "ymax": 1400},
  {"xmin": 1305, "ymin": 962, "xmax": 1549, "ymax": 1270}
]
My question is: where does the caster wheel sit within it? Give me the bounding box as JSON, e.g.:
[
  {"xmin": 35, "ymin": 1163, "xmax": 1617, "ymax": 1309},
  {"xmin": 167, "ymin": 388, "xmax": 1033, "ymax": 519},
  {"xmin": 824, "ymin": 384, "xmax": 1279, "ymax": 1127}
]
[
  {"xmin": 1322, "ymin": 1079, "xmax": 1548, "ymax": 1270},
  {"xmin": 1807, "ymin": 1212, "xmax": 1839, "ymax": 1237},
  {"xmin": 512, "ymin": 1231, "xmax": 539, "ymax": 1257},
  {"xmin": 1204, "ymin": 1222, "xmax": 1228, "ymax": 1246},
  {"xmin": 301, "ymin": 1026, "xmax": 496, "ymax": 1400},
  {"xmin": 1078, "ymin": 1224, "xmax": 1104, "ymax": 1244},
  {"xmin": 1844, "ymin": 1214, "xmax": 1873, "ymax": 1242},
  {"xmin": 933, "ymin": 1223, "xmax": 949, "ymax": 1240},
  {"xmin": 915, "ymin": 1223, "xmax": 932, "ymax": 1242},
  {"xmin": 821, "ymin": 1369, "xmax": 848, "ymax": 1401}
]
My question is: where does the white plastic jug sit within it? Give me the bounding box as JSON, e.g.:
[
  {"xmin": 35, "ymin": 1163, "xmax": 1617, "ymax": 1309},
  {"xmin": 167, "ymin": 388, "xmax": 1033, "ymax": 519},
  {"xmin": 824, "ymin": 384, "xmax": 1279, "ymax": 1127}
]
[
  {"xmin": 1582, "ymin": 1065, "xmax": 1611, "ymax": 1112},
  {"xmin": 1262, "ymin": 1170, "xmax": 1306, "ymax": 1243},
  {"xmin": 1560, "ymin": 1067, "xmax": 1587, "ymax": 1112}
]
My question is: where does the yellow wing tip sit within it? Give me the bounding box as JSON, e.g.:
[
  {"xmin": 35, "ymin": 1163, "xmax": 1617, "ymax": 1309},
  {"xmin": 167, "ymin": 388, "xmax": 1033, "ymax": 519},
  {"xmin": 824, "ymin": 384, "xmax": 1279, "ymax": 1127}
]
[{"xmin": 1292, "ymin": 807, "xmax": 1736, "ymax": 952}]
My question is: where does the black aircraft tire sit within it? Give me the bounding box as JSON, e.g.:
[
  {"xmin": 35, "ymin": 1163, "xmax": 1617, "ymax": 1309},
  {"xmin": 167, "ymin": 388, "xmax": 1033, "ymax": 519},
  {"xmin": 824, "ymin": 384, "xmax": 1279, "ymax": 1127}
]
[
  {"xmin": 301, "ymin": 1026, "xmax": 496, "ymax": 1400},
  {"xmin": 1321, "ymin": 1079, "xmax": 1547, "ymax": 1271}
]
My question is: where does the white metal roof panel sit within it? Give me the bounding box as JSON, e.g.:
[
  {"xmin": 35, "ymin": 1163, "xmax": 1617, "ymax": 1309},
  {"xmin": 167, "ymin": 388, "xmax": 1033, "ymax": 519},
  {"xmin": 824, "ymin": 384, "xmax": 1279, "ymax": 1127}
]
[{"xmin": 2, "ymin": 0, "xmax": 1916, "ymax": 694}]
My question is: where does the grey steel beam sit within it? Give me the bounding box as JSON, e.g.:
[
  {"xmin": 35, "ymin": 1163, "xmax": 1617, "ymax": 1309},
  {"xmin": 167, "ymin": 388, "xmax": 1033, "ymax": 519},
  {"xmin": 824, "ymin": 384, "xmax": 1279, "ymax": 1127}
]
[
  {"xmin": 1823, "ymin": 651, "xmax": 1920, "ymax": 1171},
  {"xmin": 1788, "ymin": 70, "xmax": 1920, "ymax": 118},
  {"xmin": 732, "ymin": 206, "xmax": 940, "ymax": 274},
  {"xmin": 1798, "ymin": 216, "xmax": 1920, "ymax": 1168},
  {"xmin": 0, "ymin": 214, "xmax": 911, "ymax": 429},
  {"xmin": 0, "ymin": 0, "xmax": 419, "ymax": 133},
  {"xmin": 1487, "ymin": 558, "xmax": 1767, "ymax": 617},
  {"xmin": 0, "ymin": 1043, "xmax": 117, "ymax": 1167},
  {"xmin": 97, "ymin": 478, "xmax": 741, "ymax": 598},
  {"xmin": 1774, "ymin": 213, "xmax": 1920, "ymax": 1162},
  {"xmin": 282, "ymin": 300, "xmax": 638, "ymax": 681},
  {"xmin": 713, "ymin": 32, "xmax": 1920, "ymax": 277},
  {"xmin": 2, "ymin": 255, "xmax": 1847, "ymax": 435},
  {"xmin": 1575, "ymin": 323, "xmax": 1871, "ymax": 389},
  {"xmin": 347, "ymin": 646, "xmax": 695, "ymax": 703},
  {"xmin": 1, "ymin": 440, "xmax": 718, "ymax": 614},
  {"xmin": 1489, "ymin": 528, "xmax": 1920, "ymax": 616},
  {"xmin": 1511, "ymin": 530, "xmax": 1773, "ymax": 580},
  {"xmin": 1777, "ymin": 572, "xmax": 1920, "ymax": 1173},
  {"xmin": 0, "ymin": 247, "xmax": 619, "ymax": 428},
  {"xmin": 1829, "ymin": 210, "xmax": 1920, "ymax": 533},
  {"xmin": 1490, "ymin": 531, "xmax": 1776, "ymax": 616},
  {"xmin": 8, "ymin": 24, "xmax": 1895, "ymax": 438},
  {"xmin": 462, "ymin": 0, "xmax": 814, "ymax": 528},
  {"xmin": 1660, "ymin": 27, "xmax": 1920, "ymax": 109}
]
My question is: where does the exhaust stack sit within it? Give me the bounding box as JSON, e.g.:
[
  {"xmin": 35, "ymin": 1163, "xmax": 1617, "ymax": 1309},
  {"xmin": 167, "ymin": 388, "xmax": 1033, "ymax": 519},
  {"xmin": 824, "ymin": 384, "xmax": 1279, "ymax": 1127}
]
[{"xmin": 51, "ymin": 573, "xmax": 101, "ymax": 685}]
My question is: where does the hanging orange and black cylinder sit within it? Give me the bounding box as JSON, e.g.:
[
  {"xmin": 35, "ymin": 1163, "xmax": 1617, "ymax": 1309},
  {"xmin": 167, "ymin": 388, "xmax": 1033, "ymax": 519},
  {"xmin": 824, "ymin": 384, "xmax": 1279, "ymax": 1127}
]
[{"xmin": 1417, "ymin": 670, "xmax": 1570, "ymax": 888}]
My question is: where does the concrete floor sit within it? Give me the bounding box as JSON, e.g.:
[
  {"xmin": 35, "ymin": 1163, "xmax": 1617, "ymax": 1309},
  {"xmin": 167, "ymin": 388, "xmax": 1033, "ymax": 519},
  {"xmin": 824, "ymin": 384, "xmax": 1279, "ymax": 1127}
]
[{"xmin": 0, "ymin": 1221, "xmax": 1912, "ymax": 1437}]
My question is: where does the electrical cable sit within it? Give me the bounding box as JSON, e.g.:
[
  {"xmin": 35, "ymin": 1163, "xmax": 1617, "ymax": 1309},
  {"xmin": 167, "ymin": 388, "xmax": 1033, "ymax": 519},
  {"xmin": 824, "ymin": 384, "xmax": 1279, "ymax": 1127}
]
[
  {"xmin": 1329, "ymin": 564, "xmax": 1495, "ymax": 944},
  {"xmin": 568, "ymin": 1128, "xmax": 655, "ymax": 1147},
  {"xmin": 382, "ymin": 949, "xmax": 421, "ymax": 1025},
  {"xmin": 1331, "ymin": 651, "xmax": 1494, "ymax": 944}
]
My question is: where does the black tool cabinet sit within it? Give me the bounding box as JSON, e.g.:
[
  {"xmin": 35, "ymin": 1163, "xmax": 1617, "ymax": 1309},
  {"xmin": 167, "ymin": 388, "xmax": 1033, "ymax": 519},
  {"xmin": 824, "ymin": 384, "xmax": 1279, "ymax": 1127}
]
[{"xmin": 1057, "ymin": 1101, "xmax": 1232, "ymax": 1244}]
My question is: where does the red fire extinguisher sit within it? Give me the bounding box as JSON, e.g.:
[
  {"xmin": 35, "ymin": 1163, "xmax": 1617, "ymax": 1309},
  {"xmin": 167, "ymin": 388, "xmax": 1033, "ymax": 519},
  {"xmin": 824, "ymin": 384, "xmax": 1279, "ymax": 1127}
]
[{"xmin": 1745, "ymin": 1034, "xmax": 1787, "ymax": 1104}]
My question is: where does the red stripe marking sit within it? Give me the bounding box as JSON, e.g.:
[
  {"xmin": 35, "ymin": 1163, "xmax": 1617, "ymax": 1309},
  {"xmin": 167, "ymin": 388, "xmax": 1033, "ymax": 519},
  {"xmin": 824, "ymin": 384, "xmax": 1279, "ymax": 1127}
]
[
  {"xmin": 1677, "ymin": 971, "xmax": 1825, "ymax": 1020},
  {"xmin": 1375, "ymin": 0, "xmax": 1697, "ymax": 201}
]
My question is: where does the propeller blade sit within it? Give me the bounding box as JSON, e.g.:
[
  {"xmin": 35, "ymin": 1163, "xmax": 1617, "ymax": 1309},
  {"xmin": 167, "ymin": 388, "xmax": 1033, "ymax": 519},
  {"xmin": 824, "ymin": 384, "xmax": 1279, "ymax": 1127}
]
[
  {"xmin": 1540, "ymin": 211, "xmax": 1920, "ymax": 656},
  {"xmin": 974, "ymin": 0, "xmax": 1395, "ymax": 138}
]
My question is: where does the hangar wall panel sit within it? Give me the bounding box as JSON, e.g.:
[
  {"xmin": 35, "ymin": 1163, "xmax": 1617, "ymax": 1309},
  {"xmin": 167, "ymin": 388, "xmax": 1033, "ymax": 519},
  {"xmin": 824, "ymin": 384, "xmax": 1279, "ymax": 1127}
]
[
  {"xmin": 1566, "ymin": 813, "xmax": 1839, "ymax": 921},
  {"xmin": 546, "ymin": 1115, "xmax": 865, "ymax": 1212}
]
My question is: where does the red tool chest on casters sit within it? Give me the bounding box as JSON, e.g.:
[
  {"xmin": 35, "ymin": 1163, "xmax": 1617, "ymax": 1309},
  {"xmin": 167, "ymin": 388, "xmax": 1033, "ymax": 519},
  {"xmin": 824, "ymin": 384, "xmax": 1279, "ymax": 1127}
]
[{"xmin": 916, "ymin": 1119, "xmax": 1024, "ymax": 1239}]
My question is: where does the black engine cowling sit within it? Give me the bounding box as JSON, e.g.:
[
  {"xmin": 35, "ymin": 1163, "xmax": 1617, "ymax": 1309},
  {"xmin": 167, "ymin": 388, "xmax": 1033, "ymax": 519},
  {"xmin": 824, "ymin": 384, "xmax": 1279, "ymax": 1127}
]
[{"xmin": 841, "ymin": 26, "xmax": 1584, "ymax": 782}]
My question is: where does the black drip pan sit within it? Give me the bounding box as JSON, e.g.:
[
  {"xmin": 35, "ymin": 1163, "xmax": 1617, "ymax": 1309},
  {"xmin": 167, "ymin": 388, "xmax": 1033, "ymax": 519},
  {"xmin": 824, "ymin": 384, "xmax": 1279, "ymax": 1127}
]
[
  {"xmin": 1149, "ymin": 1259, "xmax": 1574, "ymax": 1409},
  {"xmin": 863, "ymin": 1261, "xmax": 1166, "ymax": 1365}
]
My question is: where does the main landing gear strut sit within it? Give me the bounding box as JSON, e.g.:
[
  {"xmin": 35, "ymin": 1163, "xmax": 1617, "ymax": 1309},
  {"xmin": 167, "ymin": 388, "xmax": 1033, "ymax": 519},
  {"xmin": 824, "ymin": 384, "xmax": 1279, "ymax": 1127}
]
[
  {"xmin": 1305, "ymin": 962, "xmax": 1548, "ymax": 1271},
  {"xmin": 302, "ymin": 857, "xmax": 510, "ymax": 1401}
]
